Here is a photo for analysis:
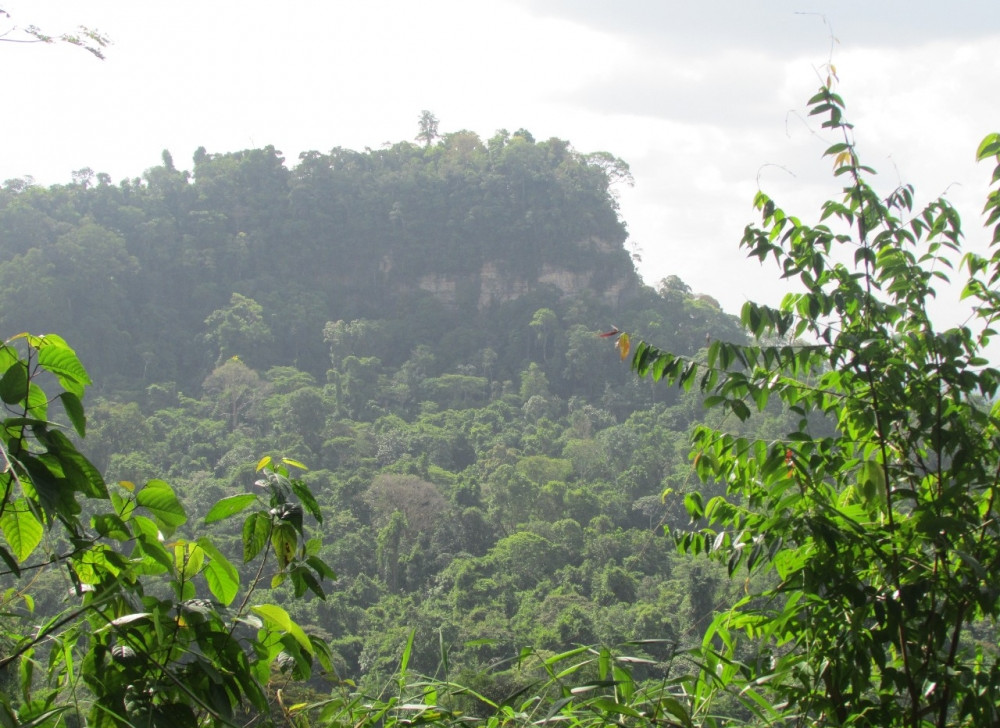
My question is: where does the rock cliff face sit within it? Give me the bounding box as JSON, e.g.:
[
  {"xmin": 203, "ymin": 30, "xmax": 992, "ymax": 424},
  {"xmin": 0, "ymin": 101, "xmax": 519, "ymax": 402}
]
[{"xmin": 412, "ymin": 236, "xmax": 640, "ymax": 312}]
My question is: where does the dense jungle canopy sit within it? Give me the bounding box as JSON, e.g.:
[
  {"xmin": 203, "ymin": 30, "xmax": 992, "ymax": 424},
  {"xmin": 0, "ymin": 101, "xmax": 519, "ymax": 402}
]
[
  {"xmin": 4, "ymin": 76, "xmax": 1000, "ymax": 728},
  {"xmin": 0, "ymin": 123, "xmax": 747, "ymax": 713}
]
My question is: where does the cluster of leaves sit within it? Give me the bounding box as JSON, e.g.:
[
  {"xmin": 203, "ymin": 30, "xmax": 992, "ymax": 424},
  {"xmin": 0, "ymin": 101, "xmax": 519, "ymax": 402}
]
[
  {"xmin": 617, "ymin": 79, "xmax": 1000, "ymax": 725},
  {"xmin": 0, "ymin": 334, "xmax": 334, "ymax": 727}
]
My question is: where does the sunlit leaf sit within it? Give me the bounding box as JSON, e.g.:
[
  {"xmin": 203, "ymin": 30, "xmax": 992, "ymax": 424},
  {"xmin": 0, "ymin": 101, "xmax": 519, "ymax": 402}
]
[
  {"xmin": 135, "ymin": 479, "xmax": 186, "ymax": 536},
  {"xmin": 252, "ymin": 603, "xmax": 311, "ymax": 651},
  {"xmin": 0, "ymin": 499, "xmax": 43, "ymax": 562},
  {"xmin": 197, "ymin": 537, "xmax": 240, "ymax": 605},
  {"xmin": 282, "ymin": 457, "xmax": 308, "ymax": 471},
  {"xmin": 204, "ymin": 494, "xmax": 258, "ymax": 523},
  {"xmin": 36, "ymin": 338, "xmax": 91, "ymax": 398}
]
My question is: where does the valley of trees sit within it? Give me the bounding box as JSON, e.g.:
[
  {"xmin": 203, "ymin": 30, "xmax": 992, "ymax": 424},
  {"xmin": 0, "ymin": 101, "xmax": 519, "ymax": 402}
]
[{"xmin": 3, "ymin": 71, "xmax": 1000, "ymax": 727}]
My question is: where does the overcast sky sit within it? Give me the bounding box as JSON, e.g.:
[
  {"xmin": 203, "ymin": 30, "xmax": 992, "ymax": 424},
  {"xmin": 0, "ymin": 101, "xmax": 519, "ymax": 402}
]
[{"xmin": 4, "ymin": 0, "xmax": 999, "ymax": 323}]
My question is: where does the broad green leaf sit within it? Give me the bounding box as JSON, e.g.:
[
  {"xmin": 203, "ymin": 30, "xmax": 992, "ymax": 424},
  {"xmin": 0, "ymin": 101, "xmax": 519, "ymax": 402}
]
[
  {"xmin": 135, "ymin": 479, "xmax": 186, "ymax": 536},
  {"xmin": 57, "ymin": 392, "xmax": 86, "ymax": 437},
  {"xmin": 251, "ymin": 603, "xmax": 311, "ymax": 651},
  {"xmin": 197, "ymin": 536, "xmax": 240, "ymax": 605},
  {"xmin": 291, "ymin": 566, "xmax": 324, "ymax": 599},
  {"xmin": 977, "ymin": 133, "xmax": 1000, "ymax": 161},
  {"xmin": 0, "ymin": 361, "xmax": 28, "ymax": 405},
  {"xmin": 19, "ymin": 454, "xmax": 73, "ymax": 517},
  {"xmin": 306, "ymin": 555, "xmax": 337, "ymax": 580},
  {"xmin": 111, "ymin": 487, "xmax": 136, "ymax": 521},
  {"xmin": 36, "ymin": 338, "xmax": 91, "ymax": 397},
  {"xmin": 0, "ymin": 343, "xmax": 16, "ymax": 370},
  {"xmin": 91, "ymin": 513, "xmax": 131, "ymax": 541},
  {"xmin": 24, "ymin": 382, "xmax": 48, "ymax": 420},
  {"xmin": 73, "ymin": 543, "xmax": 122, "ymax": 583},
  {"xmin": 131, "ymin": 514, "xmax": 173, "ymax": 574},
  {"xmin": 271, "ymin": 521, "xmax": 297, "ymax": 568},
  {"xmin": 174, "ymin": 541, "xmax": 205, "ymax": 581},
  {"xmin": 242, "ymin": 511, "xmax": 270, "ymax": 562},
  {"xmin": 45, "ymin": 429, "xmax": 108, "ymax": 499},
  {"xmin": 858, "ymin": 459, "xmax": 886, "ymax": 506},
  {"xmin": 0, "ymin": 499, "xmax": 43, "ymax": 562},
  {"xmin": 204, "ymin": 493, "xmax": 258, "ymax": 523}
]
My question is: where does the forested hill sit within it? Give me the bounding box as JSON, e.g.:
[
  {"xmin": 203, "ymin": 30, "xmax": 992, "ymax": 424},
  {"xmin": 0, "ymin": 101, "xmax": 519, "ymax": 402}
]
[
  {"xmin": 0, "ymin": 124, "xmax": 749, "ymax": 694},
  {"xmin": 0, "ymin": 127, "xmax": 735, "ymax": 396}
]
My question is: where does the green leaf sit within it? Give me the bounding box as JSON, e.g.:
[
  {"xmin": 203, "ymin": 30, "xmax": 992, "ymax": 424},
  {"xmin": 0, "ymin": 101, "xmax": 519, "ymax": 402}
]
[
  {"xmin": 19, "ymin": 453, "xmax": 73, "ymax": 517},
  {"xmin": 44, "ymin": 429, "xmax": 108, "ymax": 499},
  {"xmin": 977, "ymin": 133, "xmax": 1000, "ymax": 161},
  {"xmin": 271, "ymin": 521, "xmax": 297, "ymax": 568},
  {"xmin": 197, "ymin": 537, "xmax": 240, "ymax": 605},
  {"xmin": 91, "ymin": 513, "xmax": 131, "ymax": 541},
  {"xmin": 135, "ymin": 479, "xmax": 186, "ymax": 536},
  {"xmin": 251, "ymin": 603, "xmax": 311, "ymax": 651},
  {"xmin": 73, "ymin": 543, "xmax": 123, "ymax": 583},
  {"xmin": 0, "ymin": 544, "xmax": 20, "ymax": 576},
  {"xmin": 131, "ymin": 515, "xmax": 173, "ymax": 573},
  {"xmin": 0, "ymin": 499, "xmax": 43, "ymax": 562},
  {"xmin": 400, "ymin": 628, "xmax": 416, "ymax": 675},
  {"xmin": 204, "ymin": 494, "xmax": 258, "ymax": 523},
  {"xmin": 0, "ymin": 361, "xmax": 28, "ymax": 405},
  {"xmin": 57, "ymin": 392, "xmax": 86, "ymax": 437},
  {"xmin": 175, "ymin": 540, "xmax": 205, "ymax": 581},
  {"xmin": 590, "ymin": 698, "xmax": 641, "ymax": 718},
  {"xmin": 35, "ymin": 337, "xmax": 90, "ymax": 398},
  {"xmin": 242, "ymin": 511, "xmax": 271, "ymax": 562},
  {"xmin": 306, "ymin": 555, "xmax": 337, "ymax": 581},
  {"xmin": 290, "ymin": 566, "xmax": 324, "ymax": 599},
  {"xmin": 290, "ymin": 480, "xmax": 322, "ymax": 524}
]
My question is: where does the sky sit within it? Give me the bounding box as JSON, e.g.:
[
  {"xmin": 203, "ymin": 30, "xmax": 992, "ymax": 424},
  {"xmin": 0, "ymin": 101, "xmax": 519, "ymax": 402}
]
[{"xmin": 4, "ymin": 0, "xmax": 999, "ymax": 323}]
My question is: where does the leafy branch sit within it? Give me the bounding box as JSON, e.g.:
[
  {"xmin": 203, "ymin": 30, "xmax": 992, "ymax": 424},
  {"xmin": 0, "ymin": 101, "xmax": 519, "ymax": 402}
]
[{"xmin": 611, "ymin": 77, "xmax": 1000, "ymax": 727}]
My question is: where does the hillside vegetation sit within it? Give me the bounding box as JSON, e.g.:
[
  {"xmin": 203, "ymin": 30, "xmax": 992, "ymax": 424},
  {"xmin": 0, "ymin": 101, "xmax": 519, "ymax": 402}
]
[
  {"xmin": 4, "ymin": 84, "xmax": 1000, "ymax": 728},
  {"xmin": 0, "ymin": 123, "xmax": 747, "ymax": 713}
]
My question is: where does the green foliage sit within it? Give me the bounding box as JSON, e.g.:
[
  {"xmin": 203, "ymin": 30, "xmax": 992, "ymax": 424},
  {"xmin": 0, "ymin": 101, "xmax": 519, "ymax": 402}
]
[
  {"xmin": 0, "ymin": 125, "xmax": 657, "ymax": 395},
  {"xmin": 0, "ymin": 335, "xmax": 334, "ymax": 727},
  {"xmin": 620, "ymin": 80, "xmax": 1000, "ymax": 726}
]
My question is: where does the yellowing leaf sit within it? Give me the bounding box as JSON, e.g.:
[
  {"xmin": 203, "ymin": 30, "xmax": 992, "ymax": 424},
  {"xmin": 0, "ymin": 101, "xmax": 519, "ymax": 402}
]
[
  {"xmin": 281, "ymin": 457, "xmax": 308, "ymax": 471},
  {"xmin": 617, "ymin": 333, "xmax": 631, "ymax": 361},
  {"xmin": 256, "ymin": 456, "xmax": 272, "ymax": 472}
]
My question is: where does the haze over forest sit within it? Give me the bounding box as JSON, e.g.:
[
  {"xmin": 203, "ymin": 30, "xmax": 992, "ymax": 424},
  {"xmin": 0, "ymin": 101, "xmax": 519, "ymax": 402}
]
[{"xmin": 3, "ymin": 4, "xmax": 1000, "ymax": 728}]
